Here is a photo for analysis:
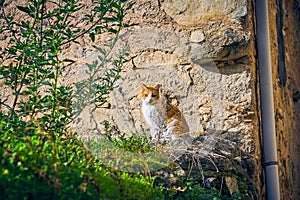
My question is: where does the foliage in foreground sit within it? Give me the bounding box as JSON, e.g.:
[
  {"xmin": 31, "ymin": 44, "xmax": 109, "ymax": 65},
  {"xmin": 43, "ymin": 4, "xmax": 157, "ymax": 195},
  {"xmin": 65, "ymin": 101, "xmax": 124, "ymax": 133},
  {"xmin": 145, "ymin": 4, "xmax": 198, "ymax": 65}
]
[
  {"xmin": 0, "ymin": 0, "xmax": 162, "ymax": 199},
  {"xmin": 0, "ymin": 113, "xmax": 163, "ymax": 199},
  {"xmin": 0, "ymin": 114, "xmax": 226, "ymax": 199}
]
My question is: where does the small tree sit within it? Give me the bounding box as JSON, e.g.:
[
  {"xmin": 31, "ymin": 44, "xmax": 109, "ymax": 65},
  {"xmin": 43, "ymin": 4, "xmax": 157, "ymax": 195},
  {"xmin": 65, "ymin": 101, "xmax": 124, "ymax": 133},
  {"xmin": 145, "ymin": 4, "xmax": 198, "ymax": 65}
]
[
  {"xmin": 0, "ymin": 0, "xmax": 136, "ymax": 199},
  {"xmin": 0, "ymin": 0, "xmax": 127, "ymax": 134}
]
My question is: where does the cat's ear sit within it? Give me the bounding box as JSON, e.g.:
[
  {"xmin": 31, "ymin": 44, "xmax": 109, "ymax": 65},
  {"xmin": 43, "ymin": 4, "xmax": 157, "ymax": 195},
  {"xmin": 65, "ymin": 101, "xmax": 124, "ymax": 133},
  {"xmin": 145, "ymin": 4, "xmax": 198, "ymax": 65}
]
[
  {"xmin": 154, "ymin": 84, "xmax": 161, "ymax": 90},
  {"xmin": 142, "ymin": 84, "xmax": 147, "ymax": 90}
]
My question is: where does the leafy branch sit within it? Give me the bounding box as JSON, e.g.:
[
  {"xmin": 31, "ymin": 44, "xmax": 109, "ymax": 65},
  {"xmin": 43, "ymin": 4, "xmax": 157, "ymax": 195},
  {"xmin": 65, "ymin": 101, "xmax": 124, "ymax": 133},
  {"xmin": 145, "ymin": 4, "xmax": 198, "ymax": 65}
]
[{"xmin": 0, "ymin": 0, "xmax": 128, "ymax": 133}]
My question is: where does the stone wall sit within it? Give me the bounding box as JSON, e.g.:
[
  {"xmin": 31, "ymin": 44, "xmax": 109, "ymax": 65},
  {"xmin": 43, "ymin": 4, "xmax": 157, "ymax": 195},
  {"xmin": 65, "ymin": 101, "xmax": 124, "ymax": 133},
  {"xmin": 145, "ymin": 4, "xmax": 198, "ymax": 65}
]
[
  {"xmin": 0, "ymin": 0, "xmax": 262, "ymax": 197},
  {"xmin": 67, "ymin": 0, "xmax": 260, "ymax": 197},
  {"xmin": 72, "ymin": 0, "xmax": 254, "ymax": 147}
]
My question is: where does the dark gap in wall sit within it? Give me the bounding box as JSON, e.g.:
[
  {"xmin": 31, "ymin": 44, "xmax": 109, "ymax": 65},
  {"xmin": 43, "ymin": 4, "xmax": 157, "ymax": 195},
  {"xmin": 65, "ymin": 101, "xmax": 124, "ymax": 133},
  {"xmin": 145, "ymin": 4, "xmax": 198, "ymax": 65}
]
[{"xmin": 276, "ymin": 0, "xmax": 287, "ymax": 87}]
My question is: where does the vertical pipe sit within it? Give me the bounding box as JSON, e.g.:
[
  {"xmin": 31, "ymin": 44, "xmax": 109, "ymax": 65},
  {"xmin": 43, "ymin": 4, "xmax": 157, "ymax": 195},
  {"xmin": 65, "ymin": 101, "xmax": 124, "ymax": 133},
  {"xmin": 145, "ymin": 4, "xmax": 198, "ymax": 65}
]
[{"xmin": 255, "ymin": 0, "xmax": 280, "ymax": 199}]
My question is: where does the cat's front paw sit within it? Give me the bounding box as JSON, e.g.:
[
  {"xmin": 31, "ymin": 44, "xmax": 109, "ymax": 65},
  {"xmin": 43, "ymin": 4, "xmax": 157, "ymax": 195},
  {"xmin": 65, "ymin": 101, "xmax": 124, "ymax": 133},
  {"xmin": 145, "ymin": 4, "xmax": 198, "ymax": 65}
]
[
  {"xmin": 151, "ymin": 137, "xmax": 159, "ymax": 143},
  {"xmin": 159, "ymin": 132, "xmax": 171, "ymax": 143}
]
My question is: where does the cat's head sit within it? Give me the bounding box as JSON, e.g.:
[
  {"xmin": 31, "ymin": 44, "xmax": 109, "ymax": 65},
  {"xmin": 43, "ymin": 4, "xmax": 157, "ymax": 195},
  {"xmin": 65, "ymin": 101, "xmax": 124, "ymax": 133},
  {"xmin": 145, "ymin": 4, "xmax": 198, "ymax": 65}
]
[{"xmin": 141, "ymin": 84, "xmax": 161, "ymax": 105}]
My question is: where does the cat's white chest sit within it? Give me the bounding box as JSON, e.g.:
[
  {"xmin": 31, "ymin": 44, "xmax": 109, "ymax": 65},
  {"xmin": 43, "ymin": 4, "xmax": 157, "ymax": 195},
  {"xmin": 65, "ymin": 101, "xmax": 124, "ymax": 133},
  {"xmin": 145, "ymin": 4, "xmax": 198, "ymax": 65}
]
[{"xmin": 142, "ymin": 102, "xmax": 166, "ymax": 129}]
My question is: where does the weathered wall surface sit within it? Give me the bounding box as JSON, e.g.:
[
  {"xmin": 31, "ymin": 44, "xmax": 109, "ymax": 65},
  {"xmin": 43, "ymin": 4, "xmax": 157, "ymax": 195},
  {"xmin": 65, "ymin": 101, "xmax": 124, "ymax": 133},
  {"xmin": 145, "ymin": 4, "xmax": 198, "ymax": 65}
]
[
  {"xmin": 72, "ymin": 0, "xmax": 254, "ymax": 146},
  {"xmin": 67, "ymin": 0, "xmax": 260, "ymax": 197},
  {"xmin": 268, "ymin": 0, "xmax": 300, "ymax": 199},
  {"xmin": 0, "ymin": 0, "xmax": 262, "ymax": 197}
]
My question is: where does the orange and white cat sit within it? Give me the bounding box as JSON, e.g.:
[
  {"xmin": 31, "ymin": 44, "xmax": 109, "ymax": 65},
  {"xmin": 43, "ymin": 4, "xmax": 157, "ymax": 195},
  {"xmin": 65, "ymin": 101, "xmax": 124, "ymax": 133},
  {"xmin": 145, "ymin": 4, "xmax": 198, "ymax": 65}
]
[{"xmin": 141, "ymin": 84, "xmax": 190, "ymax": 142}]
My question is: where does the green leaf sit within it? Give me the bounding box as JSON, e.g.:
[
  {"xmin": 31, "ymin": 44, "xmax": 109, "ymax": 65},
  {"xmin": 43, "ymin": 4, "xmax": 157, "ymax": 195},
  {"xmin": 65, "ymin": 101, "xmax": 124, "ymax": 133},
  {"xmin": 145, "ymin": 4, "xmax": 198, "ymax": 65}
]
[
  {"xmin": 103, "ymin": 17, "xmax": 117, "ymax": 22},
  {"xmin": 0, "ymin": 0, "xmax": 6, "ymax": 7},
  {"xmin": 108, "ymin": 28, "xmax": 118, "ymax": 34},
  {"xmin": 16, "ymin": 6, "xmax": 33, "ymax": 14},
  {"xmin": 89, "ymin": 32, "xmax": 95, "ymax": 42},
  {"xmin": 4, "ymin": 80, "xmax": 11, "ymax": 85},
  {"xmin": 63, "ymin": 59, "xmax": 75, "ymax": 64},
  {"xmin": 47, "ymin": 72, "xmax": 55, "ymax": 79},
  {"xmin": 126, "ymin": 2, "xmax": 135, "ymax": 10},
  {"xmin": 83, "ymin": 14, "xmax": 93, "ymax": 22},
  {"xmin": 39, "ymin": 81, "xmax": 52, "ymax": 86}
]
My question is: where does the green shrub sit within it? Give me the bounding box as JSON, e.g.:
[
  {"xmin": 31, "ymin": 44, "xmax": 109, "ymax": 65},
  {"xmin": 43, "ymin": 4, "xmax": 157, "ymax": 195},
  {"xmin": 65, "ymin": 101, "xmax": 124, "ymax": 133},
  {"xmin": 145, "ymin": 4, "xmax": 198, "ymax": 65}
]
[
  {"xmin": 0, "ymin": 113, "xmax": 164, "ymax": 199},
  {"xmin": 103, "ymin": 120, "xmax": 154, "ymax": 153},
  {"xmin": 0, "ymin": 0, "xmax": 162, "ymax": 199}
]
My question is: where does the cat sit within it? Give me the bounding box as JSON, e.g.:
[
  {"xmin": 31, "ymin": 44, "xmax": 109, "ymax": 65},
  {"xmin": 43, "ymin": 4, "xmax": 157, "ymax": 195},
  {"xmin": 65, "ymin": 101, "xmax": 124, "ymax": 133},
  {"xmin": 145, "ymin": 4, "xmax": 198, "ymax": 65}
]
[{"xmin": 141, "ymin": 84, "xmax": 190, "ymax": 142}]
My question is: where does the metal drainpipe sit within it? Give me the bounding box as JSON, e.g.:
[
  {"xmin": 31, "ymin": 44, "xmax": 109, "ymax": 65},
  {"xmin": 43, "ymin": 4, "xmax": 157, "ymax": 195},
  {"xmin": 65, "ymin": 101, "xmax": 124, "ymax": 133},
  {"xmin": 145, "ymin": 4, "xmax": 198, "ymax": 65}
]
[{"xmin": 255, "ymin": 0, "xmax": 280, "ymax": 199}]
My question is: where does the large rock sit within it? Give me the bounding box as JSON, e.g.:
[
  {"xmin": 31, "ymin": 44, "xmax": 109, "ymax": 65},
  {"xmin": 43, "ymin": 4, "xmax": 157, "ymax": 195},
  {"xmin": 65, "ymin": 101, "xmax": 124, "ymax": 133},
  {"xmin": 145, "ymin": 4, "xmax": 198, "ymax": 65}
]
[{"xmin": 161, "ymin": 0, "xmax": 247, "ymax": 25}]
